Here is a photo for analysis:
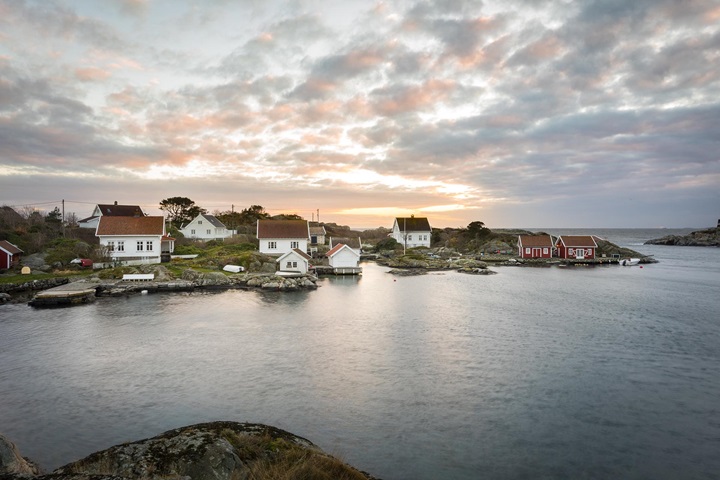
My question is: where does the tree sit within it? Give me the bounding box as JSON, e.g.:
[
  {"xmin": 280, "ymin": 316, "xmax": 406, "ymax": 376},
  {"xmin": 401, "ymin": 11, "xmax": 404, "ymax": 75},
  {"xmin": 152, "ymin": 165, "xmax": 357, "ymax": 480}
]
[
  {"xmin": 159, "ymin": 197, "xmax": 206, "ymax": 227},
  {"xmin": 467, "ymin": 221, "xmax": 490, "ymax": 237},
  {"xmin": 239, "ymin": 205, "xmax": 270, "ymax": 224}
]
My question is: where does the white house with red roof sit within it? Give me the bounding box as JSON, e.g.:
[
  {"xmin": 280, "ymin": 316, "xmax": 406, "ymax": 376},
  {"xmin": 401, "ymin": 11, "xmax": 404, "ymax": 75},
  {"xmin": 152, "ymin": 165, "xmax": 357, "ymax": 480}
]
[
  {"xmin": 276, "ymin": 248, "xmax": 313, "ymax": 274},
  {"xmin": 96, "ymin": 216, "xmax": 174, "ymax": 265},
  {"xmin": 555, "ymin": 235, "xmax": 598, "ymax": 259},
  {"xmin": 517, "ymin": 235, "xmax": 554, "ymax": 259},
  {"xmin": 326, "ymin": 243, "xmax": 361, "ymax": 274},
  {"xmin": 257, "ymin": 220, "xmax": 309, "ymax": 255}
]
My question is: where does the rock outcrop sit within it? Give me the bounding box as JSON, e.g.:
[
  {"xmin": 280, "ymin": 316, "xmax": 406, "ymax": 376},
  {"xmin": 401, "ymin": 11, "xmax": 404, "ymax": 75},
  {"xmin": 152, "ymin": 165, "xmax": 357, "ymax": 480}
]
[
  {"xmin": 0, "ymin": 422, "xmax": 376, "ymax": 480},
  {"xmin": 0, "ymin": 433, "xmax": 41, "ymax": 476},
  {"xmin": 644, "ymin": 228, "xmax": 719, "ymax": 247}
]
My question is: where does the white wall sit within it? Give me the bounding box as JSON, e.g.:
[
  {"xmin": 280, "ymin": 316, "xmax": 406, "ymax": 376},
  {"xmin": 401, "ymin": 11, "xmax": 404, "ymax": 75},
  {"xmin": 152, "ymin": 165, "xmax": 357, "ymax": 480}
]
[
  {"xmin": 180, "ymin": 217, "xmax": 233, "ymax": 240},
  {"xmin": 99, "ymin": 235, "xmax": 162, "ymax": 263},
  {"xmin": 259, "ymin": 238, "xmax": 308, "ymax": 255},
  {"xmin": 391, "ymin": 226, "xmax": 431, "ymax": 248},
  {"xmin": 329, "ymin": 248, "xmax": 360, "ymax": 268}
]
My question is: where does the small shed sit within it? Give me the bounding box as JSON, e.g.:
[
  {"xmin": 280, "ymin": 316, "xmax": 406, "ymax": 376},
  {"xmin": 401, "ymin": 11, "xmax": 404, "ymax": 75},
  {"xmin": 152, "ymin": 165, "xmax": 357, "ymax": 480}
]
[
  {"xmin": 517, "ymin": 235, "xmax": 553, "ymax": 259},
  {"xmin": 327, "ymin": 243, "xmax": 361, "ymax": 273},
  {"xmin": 0, "ymin": 240, "xmax": 23, "ymax": 270},
  {"xmin": 276, "ymin": 248, "xmax": 313, "ymax": 274}
]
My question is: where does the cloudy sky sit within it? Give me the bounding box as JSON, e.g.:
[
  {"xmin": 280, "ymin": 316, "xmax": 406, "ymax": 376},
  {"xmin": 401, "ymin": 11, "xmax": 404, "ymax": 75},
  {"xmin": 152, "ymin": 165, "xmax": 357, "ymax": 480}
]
[{"xmin": 1, "ymin": 0, "xmax": 718, "ymax": 228}]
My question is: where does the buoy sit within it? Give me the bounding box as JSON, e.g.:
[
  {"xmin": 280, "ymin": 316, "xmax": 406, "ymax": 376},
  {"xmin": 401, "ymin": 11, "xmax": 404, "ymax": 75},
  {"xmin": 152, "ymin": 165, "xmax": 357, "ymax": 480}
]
[
  {"xmin": 141, "ymin": 290, "xmax": 148, "ymax": 295},
  {"xmin": 639, "ymin": 266, "xmax": 643, "ymax": 269}
]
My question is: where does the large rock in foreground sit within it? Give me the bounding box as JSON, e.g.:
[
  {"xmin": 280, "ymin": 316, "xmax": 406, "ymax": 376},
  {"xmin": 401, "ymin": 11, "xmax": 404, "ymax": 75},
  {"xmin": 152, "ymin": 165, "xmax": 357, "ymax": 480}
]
[
  {"xmin": 1, "ymin": 422, "xmax": 376, "ymax": 480},
  {"xmin": 0, "ymin": 434, "xmax": 40, "ymax": 476},
  {"xmin": 644, "ymin": 227, "xmax": 719, "ymax": 247}
]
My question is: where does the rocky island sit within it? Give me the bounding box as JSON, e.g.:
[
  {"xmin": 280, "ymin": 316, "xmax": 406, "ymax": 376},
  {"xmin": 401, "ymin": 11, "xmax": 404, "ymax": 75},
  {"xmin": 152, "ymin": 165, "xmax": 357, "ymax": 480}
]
[
  {"xmin": 644, "ymin": 226, "xmax": 719, "ymax": 247},
  {"xmin": 0, "ymin": 421, "xmax": 377, "ymax": 479}
]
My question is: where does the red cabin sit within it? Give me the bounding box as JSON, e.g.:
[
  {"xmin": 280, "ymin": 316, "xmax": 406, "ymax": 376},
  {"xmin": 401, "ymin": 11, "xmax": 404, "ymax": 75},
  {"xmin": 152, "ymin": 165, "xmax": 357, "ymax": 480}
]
[
  {"xmin": 517, "ymin": 235, "xmax": 553, "ymax": 259},
  {"xmin": 0, "ymin": 240, "xmax": 23, "ymax": 270},
  {"xmin": 555, "ymin": 235, "xmax": 598, "ymax": 259}
]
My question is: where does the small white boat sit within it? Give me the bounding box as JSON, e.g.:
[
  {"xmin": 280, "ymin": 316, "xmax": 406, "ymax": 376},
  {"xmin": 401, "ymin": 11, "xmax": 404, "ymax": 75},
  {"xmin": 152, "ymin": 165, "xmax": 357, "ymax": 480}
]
[{"xmin": 619, "ymin": 258, "xmax": 640, "ymax": 266}]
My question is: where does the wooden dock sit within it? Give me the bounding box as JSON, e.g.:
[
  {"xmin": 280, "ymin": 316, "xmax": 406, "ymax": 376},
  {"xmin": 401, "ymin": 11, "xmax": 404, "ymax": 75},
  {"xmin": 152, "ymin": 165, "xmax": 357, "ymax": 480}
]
[{"xmin": 28, "ymin": 282, "xmax": 99, "ymax": 307}]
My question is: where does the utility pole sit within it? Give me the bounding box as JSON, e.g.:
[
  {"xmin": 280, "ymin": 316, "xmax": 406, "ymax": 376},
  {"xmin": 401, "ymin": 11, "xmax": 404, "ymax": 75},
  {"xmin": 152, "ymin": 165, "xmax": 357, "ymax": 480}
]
[
  {"xmin": 403, "ymin": 217, "xmax": 406, "ymax": 255},
  {"xmin": 62, "ymin": 199, "xmax": 65, "ymax": 238}
]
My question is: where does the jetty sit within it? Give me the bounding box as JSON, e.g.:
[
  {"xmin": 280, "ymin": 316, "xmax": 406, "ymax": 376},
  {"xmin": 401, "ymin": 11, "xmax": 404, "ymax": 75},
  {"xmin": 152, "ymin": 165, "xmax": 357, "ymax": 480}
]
[{"xmin": 28, "ymin": 282, "xmax": 98, "ymax": 307}]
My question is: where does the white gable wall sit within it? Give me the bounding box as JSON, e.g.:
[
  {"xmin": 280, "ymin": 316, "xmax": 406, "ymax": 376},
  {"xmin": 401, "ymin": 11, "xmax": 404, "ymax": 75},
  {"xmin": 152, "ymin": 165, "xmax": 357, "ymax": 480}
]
[
  {"xmin": 98, "ymin": 234, "xmax": 163, "ymax": 263},
  {"xmin": 391, "ymin": 222, "xmax": 431, "ymax": 248},
  {"xmin": 180, "ymin": 215, "xmax": 234, "ymax": 240},
  {"xmin": 328, "ymin": 247, "xmax": 360, "ymax": 268},
  {"xmin": 276, "ymin": 250, "xmax": 310, "ymax": 273}
]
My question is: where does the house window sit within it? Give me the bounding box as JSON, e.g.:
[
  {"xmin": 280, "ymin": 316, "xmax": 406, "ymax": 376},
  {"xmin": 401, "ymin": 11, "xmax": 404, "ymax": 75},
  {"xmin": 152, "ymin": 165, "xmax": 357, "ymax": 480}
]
[
  {"xmin": 292, "ymin": 261, "xmax": 297, "ymax": 268},
  {"xmin": 107, "ymin": 241, "xmax": 115, "ymax": 252},
  {"xmin": 137, "ymin": 241, "xmax": 144, "ymax": 251},
  {"xmin": 291, "ymin": 241, "xmax": 299, "ymax": 249},
  {"xmin": 286, "ymin": 261, "xmax": 292, "ymax": 268},
  {"xmin": 525, "ymin": 247, "xmax": 531, "ymax": 254},
  {"xmin": 268, "ymin": 241, "xmax": 277, "ymax": 249},
  {"xmin": 568, "ymin": 248, "xmax": 574, "ymax": 256},
  {"xmin": 198, "ymin": 220, "xmax": 203, "ymax": 224},
  {"xmin": 408, "ymin": 234, "xmax": 412, "ymax": 241},
  {"xmin": 543, "ymin": 248, "xmax": 549, "ymax": 254},
  {"xmin": 191, "ymin": 229, "xmax": 195, "ymax": 235},
  {"xmin": 146, "ymin": 241, "xmax": 153, "ymax": 251},
  {"xmin": 117, "ymin": 241, "xmax": 124, "ymax": 252},
  {"xmin": 207, "ymin": 229, "xmax": 211, "ymax": 235}
]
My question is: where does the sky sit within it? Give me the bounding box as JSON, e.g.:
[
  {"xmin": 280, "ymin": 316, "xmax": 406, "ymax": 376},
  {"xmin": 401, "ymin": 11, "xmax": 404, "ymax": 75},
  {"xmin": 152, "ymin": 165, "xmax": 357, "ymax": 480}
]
[{"xmin": 1, "ymin": 0, "xmax": 719, "ymax": 229}]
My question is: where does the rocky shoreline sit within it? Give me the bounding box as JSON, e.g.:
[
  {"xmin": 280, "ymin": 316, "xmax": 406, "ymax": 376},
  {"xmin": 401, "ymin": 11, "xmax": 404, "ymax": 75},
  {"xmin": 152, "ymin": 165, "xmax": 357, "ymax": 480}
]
[
  {"xmin": 0, "ymin": 421, "xmax": 378, "ymax": 479},
  {"xmin": 644, "ymin": 227, "xmax": 719, "ymax": 247}
]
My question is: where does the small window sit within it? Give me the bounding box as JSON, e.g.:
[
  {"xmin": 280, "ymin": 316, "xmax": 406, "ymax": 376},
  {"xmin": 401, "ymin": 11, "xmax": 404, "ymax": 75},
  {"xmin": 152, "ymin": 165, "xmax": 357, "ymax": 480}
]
[
  {"xmin": 268, "ymin": 241, "xmax": 277, "ymax": 249},
  {"xmin": 198, "ymin": 220, "xmax": 203, "ymax": 224},
  {"xmin": 292, "ymin": 261, "xmax": 297, "ymax": 268},
  {"xmin": 207, "ymin": 229, "xmax": 211, "ymax": 235},
  {"xmin": 408, "ymin": 234, "xmax": 413, "ymax": 241},
  {"xmin": 107, "ymin": 241, "xmax": 115, "ymax": 252},
  {"xmin": 543, "ymin": 248, "xmax": 548, "ymax": 254},
  {"xmin": 286, "ymin": 261, "xmax": 292, "ymax": 268},
  {"xmin": 291, "ymin": 241, "xmax": 299, "ymax": 249},
  {"xmin": 137, "ymin": 241, "xmax": 144, "ymax": 251},
  {"xmin": 191, "ymin": 229, "xmax": 195, "ymax": 235},
  {"xmin": 525, "ymin": 247, "xmax": 531, "ymax": 254},
  {"xmin": 117, "ymin": 241, "xmax": 124, "ymax": 252},
  {"xmin": 146, "ymin": 241, "xmax": 153, "ymax": 251}
]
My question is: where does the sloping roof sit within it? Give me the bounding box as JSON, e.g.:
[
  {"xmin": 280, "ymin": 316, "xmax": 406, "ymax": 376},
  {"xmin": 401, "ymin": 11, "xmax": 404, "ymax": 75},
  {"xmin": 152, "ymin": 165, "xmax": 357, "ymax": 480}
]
[
  {"xmin": 395, "ymin": 217, "xmax": 431, "ymax": 232},
  {"xmin": 0, "ymin": 240, "xmax": 23, "ymax": 254},
  {"xmin": 78, "ymin": 215, "xmax": 99, "ymax": 223},
  {"xmin": 96, "ymin": 216, "xmax": 164, "ymax": 236},
  {"xmin": 257, "ymin": 220, "xmax": 308, "ymax": 239},
  {"xmin": 557, "ymin": 235, "xmax": 598, "ymax": 248},
  {"xmin": 97, "ymin": 204, "xmax": 145, "ymax": 217},
  {"xmin": 518, "ymin": 235, "xmax": 553, "ymax": 247},
  {"xmin": 330, "ymin": 236, "xmax": 361, "ymax": 249},
  {"xmin": 327, "ymin": 243, "xmax": 360, "ymax": 257},
  {"xmin": 308, "ymin": 222, "xmax": 326, "ymax": 235},
  {"xmin": 277, "ymin": 248, "xmax": 312, "ymax": 262},
  {"xmin": 193, "ymin": 214, "xmax": 226, "ymax": 229}
]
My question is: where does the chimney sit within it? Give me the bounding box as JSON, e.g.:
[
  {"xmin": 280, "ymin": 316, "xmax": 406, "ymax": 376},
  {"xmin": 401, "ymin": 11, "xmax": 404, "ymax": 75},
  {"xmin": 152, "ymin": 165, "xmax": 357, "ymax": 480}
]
[{"xmin": 114, "ymin": 201, "xmax": 118, "ymax": 205}]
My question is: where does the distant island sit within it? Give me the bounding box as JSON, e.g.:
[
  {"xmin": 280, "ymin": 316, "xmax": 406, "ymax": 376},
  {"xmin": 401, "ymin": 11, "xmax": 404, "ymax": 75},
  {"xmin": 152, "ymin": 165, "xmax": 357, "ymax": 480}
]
[{"xmin": 645, "ymin": 226, "xmax": 719, "ymax": 247}]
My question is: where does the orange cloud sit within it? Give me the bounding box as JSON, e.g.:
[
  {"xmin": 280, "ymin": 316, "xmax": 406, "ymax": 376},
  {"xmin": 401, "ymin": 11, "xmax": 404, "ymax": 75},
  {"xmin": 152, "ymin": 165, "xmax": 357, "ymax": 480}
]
[{"xmin": 75, "ymin": 67, "xmax": 112, "ymax": 81}]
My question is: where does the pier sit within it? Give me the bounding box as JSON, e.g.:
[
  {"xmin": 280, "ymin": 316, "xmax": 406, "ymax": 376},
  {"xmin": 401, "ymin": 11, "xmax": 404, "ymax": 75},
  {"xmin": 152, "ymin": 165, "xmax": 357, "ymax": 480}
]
[{"xmin": 28, "ymin": 282, "xmax": 98, "ymax": 307}]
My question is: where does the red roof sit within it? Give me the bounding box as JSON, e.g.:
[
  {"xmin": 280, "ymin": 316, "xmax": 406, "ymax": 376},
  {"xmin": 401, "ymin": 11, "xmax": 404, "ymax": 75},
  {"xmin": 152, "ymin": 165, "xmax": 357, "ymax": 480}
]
[
  {"xmin": 326, "ymin": 243, "xmax": 346, "ymax": 256},
  {"xmin": 518, "ymin": 235, "xmax": 553, "ymax": 247},
  {"xmin": 257, "ymin": 220, "xmax": 308, "ymax": 239},
  {"xmin": 0, "ymin": 240, "xmax": 23, "ymax": 255},
  {"xmin": 556, "ymin": 235, "xmax": 598, "ymax": 248},
  {"xmin": 96, "ymin": 216, "xmax": 164, "ymax": 236}
]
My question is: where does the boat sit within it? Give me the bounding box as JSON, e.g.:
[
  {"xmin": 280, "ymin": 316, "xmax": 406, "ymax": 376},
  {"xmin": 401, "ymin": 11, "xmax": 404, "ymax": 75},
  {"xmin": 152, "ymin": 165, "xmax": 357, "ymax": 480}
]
[{"xmin": 619, "ymin": 258, "xmax": 640, "ymax": 266}]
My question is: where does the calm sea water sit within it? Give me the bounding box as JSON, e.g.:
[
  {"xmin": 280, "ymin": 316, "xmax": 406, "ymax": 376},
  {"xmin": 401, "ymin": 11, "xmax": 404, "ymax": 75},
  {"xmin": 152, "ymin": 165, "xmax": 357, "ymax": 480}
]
[{"xmin": 1, "ymin": 229, "xmax": 719, "ymax": 480}]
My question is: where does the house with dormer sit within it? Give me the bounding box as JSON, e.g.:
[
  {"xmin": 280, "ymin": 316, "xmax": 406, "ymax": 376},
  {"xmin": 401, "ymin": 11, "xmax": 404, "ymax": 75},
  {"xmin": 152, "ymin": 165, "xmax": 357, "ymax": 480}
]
[
  {"xmin": 96, "ymin": 216, "xmax": 174, "ymax": 265},
  {"xmin": 257, "ymin": 220, "xmax": 309, "ymax": 256},
  {"xmin": 391, "ymin": 216, "xmax": 432, "ymax": 249},
  {"xmin": 78, "ymin": 202, "xmax": 145, "ymax": 229},
  {"xmin": 179, "ymin": 213, "xmax": 235, "ymax": 240}
]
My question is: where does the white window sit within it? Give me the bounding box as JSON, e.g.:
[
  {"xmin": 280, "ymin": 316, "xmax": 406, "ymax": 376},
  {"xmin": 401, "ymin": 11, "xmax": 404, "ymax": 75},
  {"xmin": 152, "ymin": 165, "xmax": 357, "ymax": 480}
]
[
  {"xmin": 525, "ymin": 247, "xmax": 531, "ymax": 254},
  {"xmin": 286, "ymin": 261, "xmax": 292, "ymax": 268},
  {"xmin": 117, "ymin": 241, "xmax": 124, "ymax": 252},
  {"xmin": 268, "ymin": 241, "xmax": 277, "ymax": 249},
  {"xmin": 408, "ymin": 234, "xmax": 413, "ymax": 241},
  {"xmin": 568, "ymin": 248, "xmax": 574, "ymax": 256},
  {"xmin": 291, "ymin": 241, "xmax": 299, "ymax": 249},
  {"xmin": 146, "ymin": 241, "xmax": 153, "ymax": 251},
  {"xmin": 207, "ymin": 229, "xmax": 211, "ymax": 235},
  {"xmin": 543, "ymin": 248, "xmax": 549, "ymax": 254},
  {"xmin": 137, "ymin": 241, "xmax": 144, "ymax": 251},
  {"xmin": 191, "ymin": 229, "xmax": 195, "ymax": 235},
  {"xmin": 107, "ymin": 241, "xmax": 115, "ymax": 252}
]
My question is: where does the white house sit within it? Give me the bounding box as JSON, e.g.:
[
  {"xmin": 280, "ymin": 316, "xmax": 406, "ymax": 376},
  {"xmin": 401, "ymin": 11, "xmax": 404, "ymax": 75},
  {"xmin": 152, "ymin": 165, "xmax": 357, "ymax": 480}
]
[
  {"xmin": 96, "ymin": 216, "xmax": 174, "ymax": 265},
  {"xmin": 179, "ymin": 214, "xmax": 235, "ymax": 240},
  {"xmin": 326, "ymin": 243, "xmax": 361, "ymax": 269},
  {"xmin": 329, "ymin": 236, "xmax": 362, "ymax": 254},
  {"xmin": 308, "ymin": 222, "xmax": 326, "ymax": 245},
  {"xmin": 276, "ymin": 248, "xmax": 313, "ymax": 274},
  {"xmin": 257, "ymin": 220, "xmax": 309, "ymax": 256},
  {"xmin": 78, "ymin": 202, "xmax": 145, "ymax": 229},
  {"xmin": 392, "ymin": 216, "xmax": 432, "ymax": 249}
]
